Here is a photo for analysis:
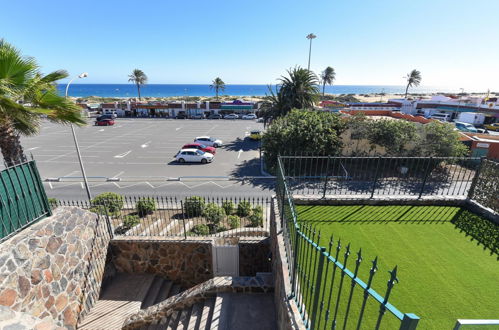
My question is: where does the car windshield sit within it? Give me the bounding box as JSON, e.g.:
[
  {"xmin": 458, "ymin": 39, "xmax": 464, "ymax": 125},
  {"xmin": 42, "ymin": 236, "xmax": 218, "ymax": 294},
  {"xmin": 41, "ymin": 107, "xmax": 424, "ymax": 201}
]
[
  {"xmin": 196, "ymin": 150, "xmax": 205, "ymax": 155},
  {"xmin": 251, "ymin": 131, "xmax": 260, "ymax": 134},
  {"xmin": 199, "ymin": 144, "xmax": 207, "ymax": 148}
]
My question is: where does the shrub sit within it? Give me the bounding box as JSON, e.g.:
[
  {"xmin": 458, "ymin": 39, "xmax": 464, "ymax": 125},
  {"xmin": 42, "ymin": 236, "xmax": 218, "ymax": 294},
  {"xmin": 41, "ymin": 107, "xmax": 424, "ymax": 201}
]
[
  {"xmin": 91, "ymin": 192, "xmax": 124, "ymax": 216},
  {"xmin": 237, "ymin": 201, "xmax": 252, "ymax": 217},
  {"xmin": 222, "ymin": 200, "xmax": 235, "ymax": 215},
  {"xmin": 252, "ymin": 205, "xmax": 263, "ymax": 215},
  {"xmin": 48, "ymin": 198, "xmax": 57, "ymax": 209},
  {"xmin": 216, "ymin": 225, "xmax": 228, "ymax": 233},
  {"xmin": 191, "ymin": 224, "xmax": 210, "ymax": 236},
  {"xmin": 203, "ymin": 203, "xmax": 226, "ymax": 225},
  {"xmin": 228, "ymin": 215, "xmax": 241, "ymax": 229},
  {"xmin": 136, "ymin": 198, "xmax": 156, "ymax": 217},
  {"xmin": 184, "ymin": 196, "xmax": 205, "ymax": 217},
  {"xmin": 123, "ymin": 215, "xmax": 140, "ymax": 229},
  {"xmin": 248, "ymin": 212, "xmax": 263, "ymax": 227}
]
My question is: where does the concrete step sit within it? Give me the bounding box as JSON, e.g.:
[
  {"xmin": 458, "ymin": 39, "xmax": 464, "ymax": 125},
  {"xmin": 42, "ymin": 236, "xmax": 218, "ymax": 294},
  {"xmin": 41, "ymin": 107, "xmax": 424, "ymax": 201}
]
[
  {"xmin": 154, "ymin": 280, "xmax": 173, "ymax": 304},
  {"xmin": 78, "ymin": 273, "xmax": 156, "ymax": 329},
  {"xmin": 187, "ymin": 302, "xmax": 203, "ymax": 329},
  {"xmin": 210, "ymin": 294, "xmax": 224, "ymax": 329},
  {"xmin": 166, "ymin": 311, "xmax": 180, "ymax": 330},
  {"xmin": 142, "ymin": 277, "xmax": 165, "ymax": 309},
  {"xmin": 175, "ymin": 308, "xmax": 191, "ymax": 330},
  {"xmin": 198, "ymin": 298, "xmax": 215, "ymax": 330}
]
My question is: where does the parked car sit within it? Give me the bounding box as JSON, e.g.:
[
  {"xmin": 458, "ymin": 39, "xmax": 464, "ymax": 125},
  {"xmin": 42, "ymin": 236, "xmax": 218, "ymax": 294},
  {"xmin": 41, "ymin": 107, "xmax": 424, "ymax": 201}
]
[
  {"xmin": 256, "ymin": 117, "xmax": 264, "ymax": 123},
  {"xmin": 175, "ymin": 149, "xmax": 214, "ymax": 164},
  {"xmin": 190, "ymin": 114, "xmax": 205, "ymax": 119},
  {"xmin": 476, "ymin": 128, "xmax": 489, "ymax": 134},
  {"xmin": 176, "ymin": 113, "xmax": 187, "ymax": 119},
  {"xmin": 224, "ymin": 114, "xmax": 239, "ymax": 119},
  {"xmin": 207, "ymin": 114, "xmax": 222, "ymax": 119},
  {"xmin": 455, "ymin": 122, "xmax": 478, "ymax": 133},
  {"xmin": 194, "ymin": 136, "xmax": 223, "ymax": 147},
  {"xmin": 429, "ymin": 113, "xmax": 452, "ymax": 122},
  {"xmin": 484, "ymin": 123, "xmax": 499, "ymax": 131},
  {"xmin": 96, "ymin": 114, "xmax": 114, "ymax": 121},
  {"xmin": 182, "ymin": 143, "xmax": 216, "ymax": 154},
  {"xmin": 242, "ymin": 113, "xmax": 257, "ymax": 120},
  {"xmin": 249, "ymin": 130, "xmax": 262, "ymax": 140},
  {"xmin": 95, "ymin": 118, "xmax": 115, "ymax": 126}
]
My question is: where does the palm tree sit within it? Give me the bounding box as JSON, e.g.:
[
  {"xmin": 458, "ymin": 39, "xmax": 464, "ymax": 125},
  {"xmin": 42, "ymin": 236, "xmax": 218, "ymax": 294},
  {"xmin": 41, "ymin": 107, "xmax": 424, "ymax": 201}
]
[
  {"xmin": 210, "ymin": 77, "xmax": 225, "ymax": 99},
  {"xmin": 128, "ymin": 69, "xmax": 148, "ymax": 100},
  {"xmin": 0, "ymin": 40, "xmax": 85, "ymax": 166},
  {"xmin": 320, "ymin": 66, "xmax": 336, "ymax": 96},
  {"xmin": 267, "ymin": 67, "xmax": 319, "ymax": 117},
  {"xmin": 404, "ymin": 69, "xmax": 422, "ymax": 98}
]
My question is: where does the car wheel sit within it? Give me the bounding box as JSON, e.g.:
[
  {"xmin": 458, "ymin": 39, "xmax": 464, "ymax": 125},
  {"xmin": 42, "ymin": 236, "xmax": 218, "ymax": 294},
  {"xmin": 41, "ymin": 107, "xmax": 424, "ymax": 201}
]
[
  {"xmin": 213, "ymin": 143, "xmax": 219, "ymax": 148},
  {"xmin": 178, "ymin": 158, "xmax": 185, "ymax": 163},
  {"xmin": 201, "ymin": 158, "xmax": 207, "ymax": 164}
]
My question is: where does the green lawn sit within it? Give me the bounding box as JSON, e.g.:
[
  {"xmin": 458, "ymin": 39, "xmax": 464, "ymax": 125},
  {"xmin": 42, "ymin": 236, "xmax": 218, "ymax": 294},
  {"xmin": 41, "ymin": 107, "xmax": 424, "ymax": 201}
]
[{"xmin": 294, "ymin": 205, "xmax": 499, "ymax": 330}]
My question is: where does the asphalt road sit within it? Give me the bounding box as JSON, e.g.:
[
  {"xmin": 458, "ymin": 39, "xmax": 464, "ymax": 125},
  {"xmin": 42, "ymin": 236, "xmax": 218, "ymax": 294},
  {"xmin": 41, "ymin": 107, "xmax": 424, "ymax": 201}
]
[{"xmin": 7, "ymin": 118, "xmax": 275, "ymax": 200}]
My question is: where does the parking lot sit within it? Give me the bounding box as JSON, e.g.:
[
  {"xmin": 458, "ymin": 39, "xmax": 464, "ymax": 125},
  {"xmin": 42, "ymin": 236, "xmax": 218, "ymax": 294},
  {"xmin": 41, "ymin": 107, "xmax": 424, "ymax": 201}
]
[{"xmin": 7, "ymin": 118, "xmax": 273, "ymax": 200}]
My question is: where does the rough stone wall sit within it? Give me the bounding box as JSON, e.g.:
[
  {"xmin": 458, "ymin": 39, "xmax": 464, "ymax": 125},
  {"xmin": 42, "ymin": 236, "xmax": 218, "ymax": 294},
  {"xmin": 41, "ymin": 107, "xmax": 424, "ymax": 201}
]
[
  {"xmin": 239, "ymin": 238, "xmax": 271, "ymax": 276},
  {"xmin": 0, "ymin": 305, "xmax": 63, "ymax": 329},
  {"xmin": 110, "ymin": 238, "xmax": 213, "ymax": 288},
  {"xmin": 270, "ymin": 198, "xmax": 306, "ymax": 330},
  {"xmin": 0, "ymin": 207, "xmax": 111, "ymax": 329}
]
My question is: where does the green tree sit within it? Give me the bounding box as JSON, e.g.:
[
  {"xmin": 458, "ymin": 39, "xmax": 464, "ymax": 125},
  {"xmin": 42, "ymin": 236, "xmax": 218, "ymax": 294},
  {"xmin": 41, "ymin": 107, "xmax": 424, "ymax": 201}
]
[
  {"xmin": 128, "ymin": 69, "xmax": 148, "ymax": 100},
  {"xmin": 404, "ymin": 69, "xmax": 422, "ymax": 98},
  {"xmin": 320, "ymin": 66, "xmax": 336, "ymax": 96},
  {"xmin": 419, "ymin": 121, "xmax": 468, "ymax": 157},
  {"xmin": 266, "ymin": 67, "xmax": 320, "ymax": 117},
  {"xmin": 0, "ymin": 40, "xmax": 85, "ymax": 166},
  {"xmin": 367, "ymin": 119, "xmax": 418, "ymax": 156},
  {"xmin": 262, "ymin": 109, "xmax": 346, "ymax": 171},
  {"xmin": 210, "ymin": 77, "xmax": 225, "ymax": 99}
]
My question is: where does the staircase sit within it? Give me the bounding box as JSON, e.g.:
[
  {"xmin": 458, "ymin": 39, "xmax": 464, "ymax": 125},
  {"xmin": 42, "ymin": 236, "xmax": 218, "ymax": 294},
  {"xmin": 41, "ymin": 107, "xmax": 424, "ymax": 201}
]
[
  {"xmin": 79, "ymin": 273, "xmax": 183, "ymax": 329},
  {"xmin": 144, "ymin": 292, "xmax": 276, "ymax": 330}
]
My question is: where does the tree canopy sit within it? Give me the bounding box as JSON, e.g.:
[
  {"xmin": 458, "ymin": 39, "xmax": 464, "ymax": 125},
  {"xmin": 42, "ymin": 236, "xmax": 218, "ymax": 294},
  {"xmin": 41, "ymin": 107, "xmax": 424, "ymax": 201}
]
[{"xmin": 128, "ymin": 69, "xmax": 148, "ymax": 99}]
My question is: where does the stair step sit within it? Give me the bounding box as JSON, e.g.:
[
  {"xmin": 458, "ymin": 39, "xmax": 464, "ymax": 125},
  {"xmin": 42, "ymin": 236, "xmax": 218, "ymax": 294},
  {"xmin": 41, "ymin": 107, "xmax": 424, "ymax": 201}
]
[
  {"xmin": 210, "ymin": 294, "xmax": 224, "ymax": 329},
  {"xmin": 154, "ymin": 280, "xmax": 173, "ymax": 304},
  {"xmin": 187, "ymin": 302, "xmax": 203, "ymax": 330},
  {"xmin": 175, "ymin": 308, "xmax": 191, "ymax": 330},
  {"xmin": 142, "ymin": 277, "xmax": 164, "ymax": 309},
  {"xmin": 78, "ymin": 273, "xmax": 156, "ymax": 329},
  {"xmin": 169, "ymin": 284, "xmax": 181, "ymax": 297},
  {"xmin": 198, "ymin": 298, "xmax": 214, "ymax": 330}
]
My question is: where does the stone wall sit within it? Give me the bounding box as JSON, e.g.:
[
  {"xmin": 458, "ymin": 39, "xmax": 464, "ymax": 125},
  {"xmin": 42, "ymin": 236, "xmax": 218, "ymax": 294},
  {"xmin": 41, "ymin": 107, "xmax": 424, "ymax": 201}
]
[
  {"xmin": 0, "ymin": 207, "xmax": 111, "ymax": 329},
  {"xmin": 270, "ymin": 198, "xmax": 306, "ymax": 330},
  {"xmin": 110, "ymin": 238, "xmax": 213, "ymax": 288},
  {"xmin": 239, "ymin": 238, "xmax": 271, "ymax": 276}
]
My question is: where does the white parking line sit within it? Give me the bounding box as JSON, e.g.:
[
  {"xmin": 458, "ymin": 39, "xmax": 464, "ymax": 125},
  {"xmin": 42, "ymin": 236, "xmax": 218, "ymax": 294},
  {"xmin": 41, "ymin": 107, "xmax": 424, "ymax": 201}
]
[
  {"xmin": 111, "ymin": 171, "xmax": 125, "ymax": 178},
  {"xmin": 27, "ymin": 147, "xmax": 39, "ymax": 151},
  {"xmin": 238, "ymin": 149, "xmax": 243, "ymax": 159},
  {"xmin": 205, "ymin": 125, "xmax": 218, "ymax": 134},
  {"xmin": 98, "ymin": 129, "xmax": 104, "ymax": 132},
  {"xmin": 175, "ymin": 127, "xmax": 182, "ymax": 131},
  {"xmin": 141, "ymin": 141, "xmax": 152, "ymax": 148},
  {"xmin": 80, "ymin": 182, "xmax": 84, "ymax": 189},
  {"xmin": 114, "ymin": 150, "xmax": 132, "ymax": 158}
]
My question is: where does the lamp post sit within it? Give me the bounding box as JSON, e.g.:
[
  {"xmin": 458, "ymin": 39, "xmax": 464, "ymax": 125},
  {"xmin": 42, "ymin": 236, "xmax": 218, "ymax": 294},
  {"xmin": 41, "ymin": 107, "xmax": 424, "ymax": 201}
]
[
  {"xmin": 65, "ymin": 73, "xmax": 92, "ymax": 201},
  {"xmin": 306, "ymin": 33, "xmax": 317, "ymax": 71}
]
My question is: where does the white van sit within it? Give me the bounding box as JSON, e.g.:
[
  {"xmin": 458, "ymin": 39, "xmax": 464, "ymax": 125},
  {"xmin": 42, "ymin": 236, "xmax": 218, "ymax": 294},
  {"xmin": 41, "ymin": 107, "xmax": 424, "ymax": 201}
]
[{"xmin": 430, "ymin": 113, "xmax": 452, "ymax": 122}]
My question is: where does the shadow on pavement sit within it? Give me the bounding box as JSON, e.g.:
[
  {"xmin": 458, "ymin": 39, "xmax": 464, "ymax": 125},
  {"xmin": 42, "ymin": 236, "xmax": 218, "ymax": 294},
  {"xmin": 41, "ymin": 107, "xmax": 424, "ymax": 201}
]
[
  {"xmin": 230, "ymin": 158, "xmax": 275, "ymax": 191},
  {"xmin": 222, "ymin": 137, "xmax": 260, "ymax": 152}
]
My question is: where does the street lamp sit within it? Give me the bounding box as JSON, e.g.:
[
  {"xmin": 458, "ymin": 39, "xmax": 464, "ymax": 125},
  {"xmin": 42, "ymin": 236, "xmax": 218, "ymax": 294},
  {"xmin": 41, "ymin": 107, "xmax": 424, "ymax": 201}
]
[
  {"xmin": 65, "ymin": 73, "xmax": 92, "ymax": 201},
  {"xmin": 306, "ymin": 33, "xmax": 317, "ymax": 71}
]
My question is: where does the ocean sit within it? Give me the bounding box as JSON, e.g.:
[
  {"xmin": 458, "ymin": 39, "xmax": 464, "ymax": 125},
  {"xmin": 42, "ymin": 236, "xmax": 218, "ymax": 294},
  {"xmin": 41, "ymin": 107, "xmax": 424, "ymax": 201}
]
[{"xmin": 58, "ymin": 84, "xmax": 458, "ymax": 98}]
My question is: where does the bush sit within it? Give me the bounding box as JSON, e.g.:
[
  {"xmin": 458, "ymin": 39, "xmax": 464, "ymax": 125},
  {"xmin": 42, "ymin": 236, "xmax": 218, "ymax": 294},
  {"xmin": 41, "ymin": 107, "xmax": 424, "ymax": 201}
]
[
  {"xmin": 252, "ymin": 205, "xmax": 263, "ymax": 215},
  {"xmin": 48, "ymin": 198, "xmax": 57, "ymax": 209},
  {"xmin": 191, "ymin": 224, "xmax": 210, "ymax": 236},
  {"xmin": 222, "ymin": 200, "xmax": 235, "ymax": 215},
  {"xmin": 123, "ymin": 215, "xmax": 140, "ymax": 228},
  {"xmin": 184, "ymin": 196, "xmax": 205, "ymax": 217},
  {"xmin": 136, "ymin": 198, "xmax": 156, "ymax": 217},
  {"xmin": 248, "ymin": 212, "xmax": 263, "ymax": 227},
  {"xmin": 216, "ymin": 225, "xmax": 228, "ymax": 233},
  {"xmin": 237, "ymin": 201, "xmax": 252, "ymax": 217},
  {"xmin": 91, "ymin": 192, "xmax": 124, "ymax": 216},
  {"xmin": 228, "ymin": 215, "xmax": 241, "ymax": 229},
  {"xmin": 203, "ymin": 203, "xmax": 226, "ymax": 225}
]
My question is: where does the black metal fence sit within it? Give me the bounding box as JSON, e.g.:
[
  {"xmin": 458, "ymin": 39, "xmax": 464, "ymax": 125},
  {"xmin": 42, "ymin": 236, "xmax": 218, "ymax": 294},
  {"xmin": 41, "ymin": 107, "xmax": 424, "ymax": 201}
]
[
  {"xmin": 279, "ymin": 155, "xmax": 481, "ymax": 199},
  {"xmin": 0, "ymin": 160, "xmax": 51, "ymax": 242},
  {"xmin": 468, "ymin": 158, "xmax": 499, "ymax": 213},
  {"xmin": 276, "ymin": 157, "xmax": 420, "ymax": 329},
  {"xmin": 51, "ymin": 196, "xmax": 271, "ymax": 238}
]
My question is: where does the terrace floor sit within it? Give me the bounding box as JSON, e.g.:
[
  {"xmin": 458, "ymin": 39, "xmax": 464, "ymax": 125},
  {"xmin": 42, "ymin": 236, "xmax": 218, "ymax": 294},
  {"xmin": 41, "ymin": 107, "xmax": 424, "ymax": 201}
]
[{"xmin": 296, "ymin": 205, "xmax": 499, "ymax": 329}]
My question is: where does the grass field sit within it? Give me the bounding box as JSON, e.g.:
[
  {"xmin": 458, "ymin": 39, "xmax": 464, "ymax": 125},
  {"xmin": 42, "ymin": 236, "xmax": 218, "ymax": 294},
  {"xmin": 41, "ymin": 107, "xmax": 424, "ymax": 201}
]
[{"xmin": 294, "ymin": 205, "xmax": 499, "ymax": 330}]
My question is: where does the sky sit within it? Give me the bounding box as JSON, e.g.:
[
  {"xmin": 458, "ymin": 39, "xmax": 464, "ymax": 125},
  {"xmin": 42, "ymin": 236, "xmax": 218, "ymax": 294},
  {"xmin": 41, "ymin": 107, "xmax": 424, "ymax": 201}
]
[{"xmin": 1, "ymin": 0, "xmax": 499, "ymax": 91}]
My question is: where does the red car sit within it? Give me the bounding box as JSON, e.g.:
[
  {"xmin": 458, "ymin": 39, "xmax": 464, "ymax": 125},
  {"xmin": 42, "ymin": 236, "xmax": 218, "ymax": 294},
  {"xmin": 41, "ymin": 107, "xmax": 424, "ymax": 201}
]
[
  {"xmin": 95, "ymin": 119, "xmax": 115, "ymax": 126},
  {"xmin": 182, "ymin": 143, "xmax": 216, "ymax": 154}
]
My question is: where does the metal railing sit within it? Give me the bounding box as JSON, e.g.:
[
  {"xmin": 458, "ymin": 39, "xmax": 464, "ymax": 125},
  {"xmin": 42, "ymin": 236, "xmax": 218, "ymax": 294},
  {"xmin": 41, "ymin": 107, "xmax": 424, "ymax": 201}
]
[
  {"xmin": 0, "ymin": 160, "xmax": 51, "ymax": 242},
  {"xmin": 51, "ymin": 196, "xmax": 271, "ymax": 238},
  {"xmin": 468, "ymin": 158, "xmax": 498, "ymax": 213},
  {"xmin": 276, "ymin": 157, "xmax": 420, "ymax": 329},
  {"xmin": 279, "ymin": 155, "xmax": 481, "ymax": 199}
]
